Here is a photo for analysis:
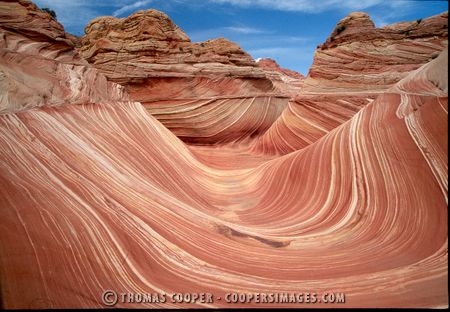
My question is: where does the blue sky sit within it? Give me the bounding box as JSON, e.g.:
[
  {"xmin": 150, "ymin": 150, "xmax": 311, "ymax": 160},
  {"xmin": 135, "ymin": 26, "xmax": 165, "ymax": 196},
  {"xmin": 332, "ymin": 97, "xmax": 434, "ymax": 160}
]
[{"xmin": 33, "ymin": 0, "xmax": 448, "ymax": 75}]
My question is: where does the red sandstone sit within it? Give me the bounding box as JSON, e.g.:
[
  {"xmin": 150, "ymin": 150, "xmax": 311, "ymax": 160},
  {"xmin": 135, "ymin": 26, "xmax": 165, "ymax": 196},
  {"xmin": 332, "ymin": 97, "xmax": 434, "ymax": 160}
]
[{"xmin": 0, "ymin": 0, "xmax": 448, "ymax": 309}]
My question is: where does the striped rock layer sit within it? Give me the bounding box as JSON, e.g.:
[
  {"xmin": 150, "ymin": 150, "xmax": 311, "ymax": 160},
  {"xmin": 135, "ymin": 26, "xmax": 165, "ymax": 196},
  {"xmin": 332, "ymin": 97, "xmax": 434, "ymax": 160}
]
[
  {"xmin": 79, "ymin": 9, "xmax": 447, "ymax": 150},
  {"xmin": 256, "ymin": 57, "xmax": 305, "ymax": 81},
  {"xmin": 0, "ymin": 0, "xmax": 448, "ymax": 309},
  {"xmin": 250, "ymin": 12, "xmax": 448, "ymax": 155},
  {"xmin": 78, "ymin": 9, "xmax": 306, "ymax": 145},
  {"xmin": 0, "ymin": 0, "xmax": 131, "ymax": 114}
]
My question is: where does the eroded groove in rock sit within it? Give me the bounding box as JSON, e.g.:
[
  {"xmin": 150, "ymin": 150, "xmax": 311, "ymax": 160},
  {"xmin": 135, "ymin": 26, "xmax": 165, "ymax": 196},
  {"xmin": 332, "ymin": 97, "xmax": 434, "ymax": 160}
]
[
  {"xmin": 0, "ymin": 1, "xmax": 448, "ymax": 309},
  {"xmin": 1, "ymin": 52, "xmax": 447, "ymax": 307}
]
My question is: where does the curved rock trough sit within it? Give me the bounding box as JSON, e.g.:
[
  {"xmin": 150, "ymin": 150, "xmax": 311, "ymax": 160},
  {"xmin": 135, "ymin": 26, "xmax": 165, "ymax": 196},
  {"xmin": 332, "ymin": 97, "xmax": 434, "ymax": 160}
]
[{"xmin": 0, "ymin": 0, "xmax": 448, "ymax": 308}]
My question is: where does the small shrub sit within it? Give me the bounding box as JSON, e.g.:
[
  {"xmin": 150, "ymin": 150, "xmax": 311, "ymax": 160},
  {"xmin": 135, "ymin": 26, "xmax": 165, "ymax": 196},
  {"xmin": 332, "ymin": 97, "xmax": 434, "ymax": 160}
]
[
  {"xmin": 416, "ymin": 18, "xmax": 422, "ymax": 24},
  {"xmin": 335, "ymin": 24, "xmax": 346, "ymax": 35},
  {"xmin": 42, "ymin": 7, "xmax": 57, "ymax": 20},
  {"xmin": 400, "ymin": 29, "xmax": 411, "ymax": 36}
]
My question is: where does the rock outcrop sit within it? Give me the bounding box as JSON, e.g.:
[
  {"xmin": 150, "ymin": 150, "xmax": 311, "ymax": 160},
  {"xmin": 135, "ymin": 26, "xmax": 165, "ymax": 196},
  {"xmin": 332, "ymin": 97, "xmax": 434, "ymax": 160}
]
[
  {"xmin": 256, "ymin": 58, "xmax": 305, "ymax": 96},
  {"xmin": 250, "ymin": 11, "xmax": 448, "ymax": 155},
  {"xmin": 78, "ymin": 10, "xmax": 296, "ymax": 145},
  {"xmin": 0, "ymin": 0, "xmax": 78, "ymax": 55},
  {"xmin": 79, "ymin": 10, "xmax": 261, "ymax": 82},
  {"xmin": 0, "ymin": 0, "xmax": 130, "ymax": 114},
  {"xmin": 257, "ymin": 58, "xmax": 305, "ymax": 80},
  {"xmin": 0, "ymin": 1, "xmax": 448, "ymax": 309},
  {"xmin": 79, "ymin": 10, "xmax": 448, "ymax": 148},
  {"xmin": 309, "ymin": 11, "xmax": 448, "ymax": 91}
]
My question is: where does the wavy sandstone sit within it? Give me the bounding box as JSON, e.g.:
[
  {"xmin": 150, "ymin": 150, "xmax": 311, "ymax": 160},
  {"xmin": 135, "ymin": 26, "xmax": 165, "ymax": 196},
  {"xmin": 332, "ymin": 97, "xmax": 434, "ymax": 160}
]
[
  {"xmin": 78, "ymin": 10, "xmax": 301, "ymax": 145},
  {"xmin": 250, "ymin": 11, "xmax": 448, "ymax": 155},
  {"xmin": 0, "ymin": 0, "xmax": 448, "ymax": 309}
]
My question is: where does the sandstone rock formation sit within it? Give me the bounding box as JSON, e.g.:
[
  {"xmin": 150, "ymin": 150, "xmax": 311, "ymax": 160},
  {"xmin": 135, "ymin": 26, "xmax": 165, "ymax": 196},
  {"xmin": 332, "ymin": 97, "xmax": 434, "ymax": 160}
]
[
  {"xmin": 310, "ymin": 11, "xmax": 448, "ymax": 91},
  {"xmin": 79, "ymin": 10, "xmax": 259, "ymax": 81},
  {"xmin": 79, "ymin": 9, "xmax": 447, "ymax": 149},
  {"xmin": 256, "ymin": 58, "xmax": 305, "ymax": 80},
  {"xmin": 79, "ymin": 9, "xmax": 295, "ymax": 145},
  {"xmin": 250, "ymin": 11, "xmax": 448, "ymax": 155},
  {"xmin": 256, "ymin": 57, "xmax": 305, "ymax": 96},
  {"xmin": 0, "ymin": 0, "xmax": 448, "ymax": 309},
  {"xmin": 0, "ymin": 0, "xmax": 130, "ymax": 114}
]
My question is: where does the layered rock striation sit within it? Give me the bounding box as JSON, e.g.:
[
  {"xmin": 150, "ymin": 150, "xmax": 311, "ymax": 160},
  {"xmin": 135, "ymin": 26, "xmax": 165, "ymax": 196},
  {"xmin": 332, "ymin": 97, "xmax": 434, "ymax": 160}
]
[
  {"xmin": 79, "ymin": 9, "xmax": 448, "ymax": 149},
  {"xmin": 308, "ymin": 11, "xmax": 448, "ymax": 91},
  {"xmin": 0, "ymin": 1, "xmax": 448, "ymax": 309},
  {"xmin": 250, "ymin": 11, "xmax": 448, "ymax": 155},
  {"xmin": 79, "ymin": 10, "xmax": 295, "ymax": 145},
  {"xmin": 257, "ymin": 57, "xmax": 305, "ymax": 80},
  {"xmin": 79, "ymin": 10, "xmax": 260, "ymax": 81},
  {"xmin": 0, "ymin": 0, "xmax": 130, "ymax": 114}
]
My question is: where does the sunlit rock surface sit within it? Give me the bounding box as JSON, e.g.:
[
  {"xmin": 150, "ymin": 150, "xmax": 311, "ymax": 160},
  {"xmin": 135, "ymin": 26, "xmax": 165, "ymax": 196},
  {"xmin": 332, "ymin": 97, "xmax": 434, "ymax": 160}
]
[
  {"xmin": 0, "ymin": 1, "xmax": 448, "ymax": 309},
  {"xmin": 78, "ymin": 9, "xmax": 296, "ymax": 145},
  {"xmin": 0, "ymin": 0, "xmax": 130, "ymax": 114},
  {"xmin": 308, "ymin": 11, "xmax": 448, "ymax": 91},
  {"xmin": 256, "ymin": 57, "xmax": 305, "ymax": 80},
  {"xmin": 250, "ymin": 12, "xmax": 448, "ymax": 155}
]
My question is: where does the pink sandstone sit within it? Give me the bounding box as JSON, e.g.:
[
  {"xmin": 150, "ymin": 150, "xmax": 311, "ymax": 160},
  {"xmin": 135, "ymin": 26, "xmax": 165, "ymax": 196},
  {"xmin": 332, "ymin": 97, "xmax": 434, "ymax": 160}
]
[
  {"xmin": 250, "ymin": 11, "xmax": 448, "ymax": 155},
  {"xmin": 257, "ymin": 57, "xmax": 305, "ymax": 80},
  {"xmin": 78, "ymin": 9, "xmax": 296, "ymax": 145},
  {"xmin": 0, "ymin": 1, "xmax": 448, "ymax": 309}
]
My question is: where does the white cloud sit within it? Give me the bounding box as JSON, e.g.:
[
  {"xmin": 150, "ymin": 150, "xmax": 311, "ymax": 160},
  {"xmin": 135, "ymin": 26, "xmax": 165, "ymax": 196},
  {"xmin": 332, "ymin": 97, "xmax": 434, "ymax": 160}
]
[
  {"xmin": 189, "ymin": 25, "xmax": 271, "ymax": 41},
  {"xmin": 113, "ymin": 0, "xmax": 153, "ymax": 17},
  {"xmin": 209, "ymin": 0, "xmax": 400, "ymax": 13},
  {"xmin": 223, "ymin": 26, "xmax": 268, "ymax": 34},
  {"xmin": 33, "ymin": 0, "xmax": 98, "ymax": 28},
  {"xmin": 33, "ymin": 0, "xmax": 156, "ymax": 34},
  {"xmin": 371, "ymin": 1, "xmax": 423, "ymax": 27}
]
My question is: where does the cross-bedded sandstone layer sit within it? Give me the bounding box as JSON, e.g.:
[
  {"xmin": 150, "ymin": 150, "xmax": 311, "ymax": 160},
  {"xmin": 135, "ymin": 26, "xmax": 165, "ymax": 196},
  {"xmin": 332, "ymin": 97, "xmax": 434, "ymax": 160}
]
[
  {"xmin": 79, "ymin": 9, "xmax": 447, "ymax": 150},
  {"xmin": 250, "ymin": 11, "xmax": 448, "ymax": 155},
  {"xmin": 309, "ymin": 11, "xmax": 448, "ymax": 91},
  {"xmin": 0, "ymin": 0, "xmax": 131, "ymax": 114},
  {"xmin": 78, "ymin": 9, "xmax": 305, "ymax": 145},
  {"xmin": 0, "ymin": 1, "xmax": 448, "ymax": 309},
  {"xmin": 256, "ymin": 57, "xmax": 305, "ymax": 81}
]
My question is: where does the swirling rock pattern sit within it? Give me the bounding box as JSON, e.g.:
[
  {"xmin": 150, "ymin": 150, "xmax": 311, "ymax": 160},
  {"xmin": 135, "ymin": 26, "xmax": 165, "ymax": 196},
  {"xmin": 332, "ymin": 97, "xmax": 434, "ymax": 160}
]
[
  {"xmin": 79, "ymin": 9, "xmax": 447, "ymax": 149},
  {"xmin": 78, "ymin": 9, "xmax": 299, "ymax": 145},
  {"xmin": 130, "ymin": 76, "xmax": 290, "ymax": 144},
  {"xmin": 309, "ymin": 11, "xmax": 448, "ymax": 91},
  {"xmin": 0, "ymin": 0, "xmax": 130, "ymax": 114},
  {"xmin": 250, "ymin": 12, "xmax": 448, "ymax": 155},
  {"xmin": 0, "ymin": 1, "xmax": 448, "ymax": 309}
]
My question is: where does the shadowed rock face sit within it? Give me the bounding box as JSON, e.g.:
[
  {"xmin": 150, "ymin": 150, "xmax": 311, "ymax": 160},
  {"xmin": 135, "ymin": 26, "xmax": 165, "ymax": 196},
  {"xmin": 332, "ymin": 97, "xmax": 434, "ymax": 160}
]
[{"xmin": 0, "ymin": 1, "xmax": 448, "ymax": 309}]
